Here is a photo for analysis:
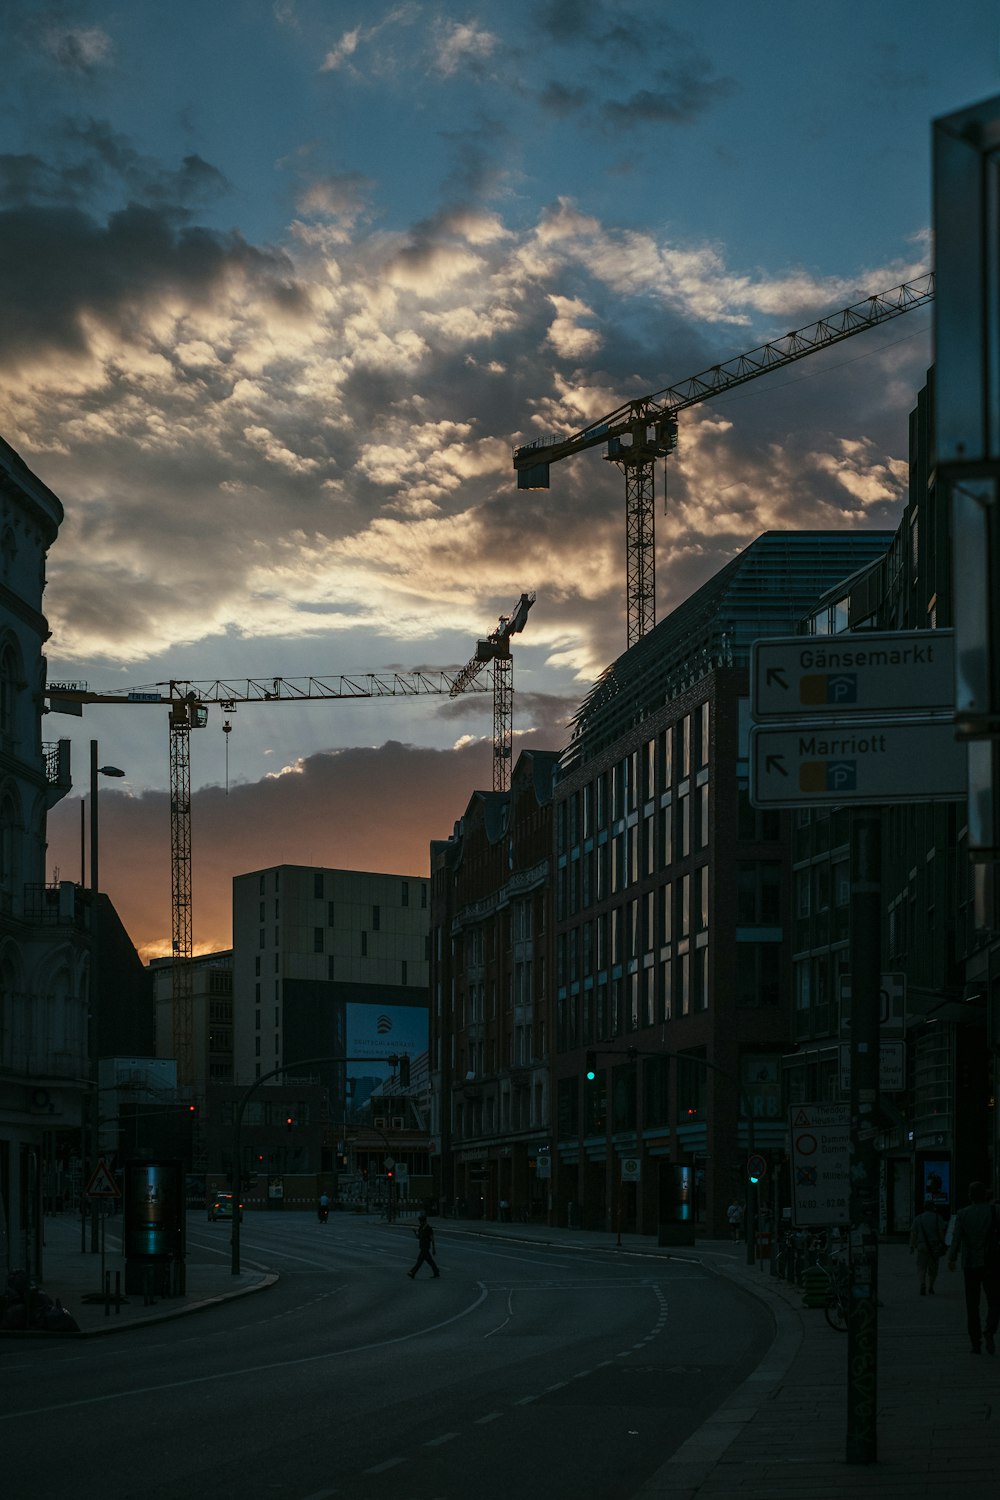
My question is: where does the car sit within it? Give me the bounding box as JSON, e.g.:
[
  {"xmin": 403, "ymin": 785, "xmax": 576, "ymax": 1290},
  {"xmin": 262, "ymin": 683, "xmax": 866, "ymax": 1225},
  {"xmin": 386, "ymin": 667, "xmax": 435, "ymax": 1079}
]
[{"xmin": 207, "ymin": 1193, "xmax": 243, "ymax": 1222}]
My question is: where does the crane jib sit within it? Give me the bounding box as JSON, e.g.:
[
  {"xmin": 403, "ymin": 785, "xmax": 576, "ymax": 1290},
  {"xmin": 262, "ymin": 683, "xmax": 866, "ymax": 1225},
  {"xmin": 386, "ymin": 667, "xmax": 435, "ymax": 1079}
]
[{"xmin": 512, "ymin": 272, "xmax": 934, "ymax": 473}]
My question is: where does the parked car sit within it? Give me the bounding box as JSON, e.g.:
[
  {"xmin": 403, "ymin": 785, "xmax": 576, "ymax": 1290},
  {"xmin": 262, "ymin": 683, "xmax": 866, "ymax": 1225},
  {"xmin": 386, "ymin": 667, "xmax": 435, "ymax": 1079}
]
[{"xmin": 207, "ymin": 1193, "xmax": 243, "ymax": 1222}]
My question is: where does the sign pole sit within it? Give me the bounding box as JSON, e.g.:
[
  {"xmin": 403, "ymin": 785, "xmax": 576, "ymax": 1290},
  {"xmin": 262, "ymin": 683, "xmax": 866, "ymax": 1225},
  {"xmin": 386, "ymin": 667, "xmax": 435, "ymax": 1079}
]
[{"xmin": 845, "ymin": 806, "xmax": 881, "ymax": 1464}]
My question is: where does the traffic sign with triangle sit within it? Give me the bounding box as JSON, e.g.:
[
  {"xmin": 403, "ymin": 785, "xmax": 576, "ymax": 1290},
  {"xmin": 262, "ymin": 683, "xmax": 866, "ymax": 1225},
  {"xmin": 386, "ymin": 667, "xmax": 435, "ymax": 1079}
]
[{"xmin": 85, "ymin": 1158, "xmax": 121, "ymax": 1198}]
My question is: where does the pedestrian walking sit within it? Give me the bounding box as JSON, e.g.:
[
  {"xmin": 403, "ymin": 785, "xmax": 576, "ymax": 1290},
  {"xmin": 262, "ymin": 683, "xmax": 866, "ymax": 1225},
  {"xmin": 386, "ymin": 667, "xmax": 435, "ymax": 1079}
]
[
  {"xmin": 946, "ymin": 1180, "xmax": 1000, "ymax": 1354},
  {"xmin": 408, "ymin": 1213, "xmax": 440, "ymax": 1279},
  {"xmin": 727, "ymin": 1200, "xmax": 743, "ymax": 1242},
  {"xmin": 317, "ymin": 1191, "xmax": 330, "ymax": 1224},
  {"xmin": 909, "ymin": 1197, "xmax": 946, "ymax": 1295}
]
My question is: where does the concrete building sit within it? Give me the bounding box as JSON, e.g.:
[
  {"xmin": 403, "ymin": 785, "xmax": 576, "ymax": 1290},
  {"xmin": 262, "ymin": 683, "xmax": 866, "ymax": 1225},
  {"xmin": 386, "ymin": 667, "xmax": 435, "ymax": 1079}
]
[
  {"xmin": 430, "ymin": 750, "xmax": 558, "ymax": 1221},
  {"xmin": 550, "ymin": 530, "xmax": 895, "ymax": 1240},
  {"xmin": 151, "ymin": 949, "xmax": 234, "ymax": 1098},
  {"xmin": 231, "ymin": 865, "xmax": 431, "ymax": 1171},
  {"xmin": 0, "ymin": 437, "xmax": 82, "ymax": 1275}
]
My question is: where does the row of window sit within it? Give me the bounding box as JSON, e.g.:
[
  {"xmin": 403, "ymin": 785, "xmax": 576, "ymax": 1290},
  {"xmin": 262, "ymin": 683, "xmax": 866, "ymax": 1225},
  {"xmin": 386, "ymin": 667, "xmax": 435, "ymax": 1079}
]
[
  {"xmin": 556, "ymin": 789, "xmax": 710, "ymax": 917},
  {"xmin": 557, "ymin": 870, "xmax": 709, "ymax": 983},
  {"xmin": 556, "ymin": 707, "xmax": 712, "ymax": 851}
]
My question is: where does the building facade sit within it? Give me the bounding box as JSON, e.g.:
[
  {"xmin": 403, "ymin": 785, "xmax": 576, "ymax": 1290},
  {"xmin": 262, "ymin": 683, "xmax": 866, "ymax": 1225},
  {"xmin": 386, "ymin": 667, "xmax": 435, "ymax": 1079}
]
[
  {"xmin": 786, "ymin": 372, "xmax": 1000, "ymax": 1230},
  {"xmin": 430, "ymin": 749, "xmax": 558, "ymax": 1220},
  {"xmin": 231, "ymin": 865, "xmax": 431, "ymax": 1177},
  {"xmin": 549, "ymin": 530, "xmax": 895, "ymax": 1239},
  {"xmin": 0, "ymin": 438, "xmax": 82, "ymax": 1275}
]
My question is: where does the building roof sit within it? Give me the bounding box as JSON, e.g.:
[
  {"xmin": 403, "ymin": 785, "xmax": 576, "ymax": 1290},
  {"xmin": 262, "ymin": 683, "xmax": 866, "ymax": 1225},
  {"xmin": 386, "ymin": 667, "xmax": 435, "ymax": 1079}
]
[{"xmin": 561, "ymin": 528, "xmax": 894, "ymax": 772}]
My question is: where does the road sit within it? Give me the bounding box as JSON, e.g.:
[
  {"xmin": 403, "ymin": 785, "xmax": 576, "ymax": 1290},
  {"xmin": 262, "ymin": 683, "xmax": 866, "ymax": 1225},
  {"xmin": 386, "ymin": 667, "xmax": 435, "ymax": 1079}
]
[{"xmin": 2, "ymin": 1213, "xmax": 773, "ymax": 1500}]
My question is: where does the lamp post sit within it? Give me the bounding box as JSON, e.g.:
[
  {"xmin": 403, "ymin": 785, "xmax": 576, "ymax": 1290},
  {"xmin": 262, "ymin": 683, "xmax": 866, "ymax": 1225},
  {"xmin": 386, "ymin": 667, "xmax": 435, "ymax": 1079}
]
[{"xmin": 88, "ymin": 741, "xmax": 125, "ymax": 1253}]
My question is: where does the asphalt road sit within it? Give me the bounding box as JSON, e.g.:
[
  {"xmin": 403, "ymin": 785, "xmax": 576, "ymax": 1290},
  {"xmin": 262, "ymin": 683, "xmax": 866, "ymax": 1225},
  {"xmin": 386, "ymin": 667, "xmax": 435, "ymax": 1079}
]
[{"xmin": 2, "ymin": 1213, "xmax": 773, "ymax": 1500}]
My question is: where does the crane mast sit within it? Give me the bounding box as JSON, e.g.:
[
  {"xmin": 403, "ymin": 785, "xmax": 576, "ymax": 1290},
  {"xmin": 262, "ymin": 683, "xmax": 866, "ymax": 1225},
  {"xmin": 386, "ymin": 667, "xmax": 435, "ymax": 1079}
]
[
  {"xmin": 450, "ymin": 592, "xmax": 535, "ymax": 791},
  {"xmin": 514, "ymin": 272, "xmax": 935, "ymax": 647}
]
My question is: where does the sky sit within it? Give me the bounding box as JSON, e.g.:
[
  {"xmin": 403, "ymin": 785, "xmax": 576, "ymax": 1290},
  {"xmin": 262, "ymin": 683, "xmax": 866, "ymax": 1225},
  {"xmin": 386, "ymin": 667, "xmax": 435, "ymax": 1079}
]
[{"xmin": 4, "ymin": 2, "xmax": 998, "ymax": 959}]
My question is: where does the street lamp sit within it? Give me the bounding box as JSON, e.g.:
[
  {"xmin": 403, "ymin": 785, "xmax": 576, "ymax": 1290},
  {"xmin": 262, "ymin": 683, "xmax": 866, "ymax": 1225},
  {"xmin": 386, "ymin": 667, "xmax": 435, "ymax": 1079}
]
[{"xmin": 87, "ymin": 741, "xmax": 125, "ymax": 1253}]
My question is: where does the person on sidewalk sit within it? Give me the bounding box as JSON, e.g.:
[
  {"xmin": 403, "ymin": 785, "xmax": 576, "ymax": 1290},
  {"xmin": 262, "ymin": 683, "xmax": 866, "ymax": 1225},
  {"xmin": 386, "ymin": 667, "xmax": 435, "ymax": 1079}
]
[
  {"xmin": 946, "ymin": 1180, "xmax": 1000, "ymax": 1354},
  {"xmin": 318, "ymin": 1191, "xmax": 330, "ymax": 1224},
  {"xmin": 727, "ymin": 1200, "xmax": 743, "ymax": 1242},
  {"xmin": 408, "ymin": 1213, "xmax": 440, "ymax": 1279},
  {"xmin": 909, "ymin": 1197, "xmax": 946, "ymax": 1295}
]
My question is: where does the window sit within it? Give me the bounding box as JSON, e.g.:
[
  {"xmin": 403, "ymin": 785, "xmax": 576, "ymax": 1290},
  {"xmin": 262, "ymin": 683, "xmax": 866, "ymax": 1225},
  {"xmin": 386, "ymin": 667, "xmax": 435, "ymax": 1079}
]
[
  {"xmin": 314, "ymin": 873, "xmax": 324, "ymax": 898},
  {"xmin": 402, "ymin": 881, "xmax": 409, "ymax": 907},
  {"xmin": 328, "ymin": 901, "xmax": 336, "ymax": 926},
  {"xmin": 372, "ymin": 905, "xmax": 380, "ymax": 930},
  {"xmin": 402, "ymin": 960, "xmax": 408, "ymax": 985},
  {"xmin": 361, "ymin": 931, "xmax": 368, "ymax": 957},
  {"xmin": 313, "ymin": 927, "xmax": 324, "ymax": 953}
]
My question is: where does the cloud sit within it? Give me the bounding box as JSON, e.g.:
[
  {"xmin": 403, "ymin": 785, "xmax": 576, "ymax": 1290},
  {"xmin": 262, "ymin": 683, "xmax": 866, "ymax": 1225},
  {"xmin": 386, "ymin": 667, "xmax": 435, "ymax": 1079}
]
[
  {"xmin": 0, "ymin": 125, "xmax": 930, "ymax": 694},
  {"xmin": 41, "ymin": 25, "xmax": 114, "ymax": 74},
  {"xmin": 431, "ymin": 20, "xmax": 500, "ymax": 78}
]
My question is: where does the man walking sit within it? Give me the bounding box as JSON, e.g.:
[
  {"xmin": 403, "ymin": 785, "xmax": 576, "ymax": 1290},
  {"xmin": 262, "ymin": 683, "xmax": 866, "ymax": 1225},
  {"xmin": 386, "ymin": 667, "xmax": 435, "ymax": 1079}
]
[
  {"xmin": 947, "ymin": 1181, "xmax": 1000, "ymax": 1354},
  {"xmin": 408, "ymin": 1212, "xmax": 440, "ymax": 1279},
  {"xmin": 909, "ymin": 1196, "xmax": 946, "ymax": 1295}
]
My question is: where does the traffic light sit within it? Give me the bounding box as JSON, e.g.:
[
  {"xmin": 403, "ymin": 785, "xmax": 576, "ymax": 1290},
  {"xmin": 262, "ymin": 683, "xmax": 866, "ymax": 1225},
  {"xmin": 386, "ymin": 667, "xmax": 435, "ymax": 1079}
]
[
  {"xmin": 188, "ymin": 1103, "xmax": 196, "ymax": 1114},
  {"xmin": 748, "ymin": 1166, "xmax": 761, "ymax": 1185},
  {"xmin": 585, "ymin": 1051, "xmax": 597, "ymax": 1081},
  {"xmin": 399, "ymin": 1055, "xmax": 410, "ymax": 1088},
  {"xmin": 286, "ymin": 1114, "xmax": 295, "ymax": 1132},
  {"xmin": 386, "ymin": 1168, "xmax": 394, "ymax": 1183}
]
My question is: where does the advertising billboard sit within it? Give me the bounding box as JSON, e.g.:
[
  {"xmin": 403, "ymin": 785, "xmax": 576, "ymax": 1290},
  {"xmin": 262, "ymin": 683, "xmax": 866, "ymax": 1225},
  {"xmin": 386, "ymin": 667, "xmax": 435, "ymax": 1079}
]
[{"xmin": 346, "ymin": 1002, "xmax": 428, "ymax": 1084}]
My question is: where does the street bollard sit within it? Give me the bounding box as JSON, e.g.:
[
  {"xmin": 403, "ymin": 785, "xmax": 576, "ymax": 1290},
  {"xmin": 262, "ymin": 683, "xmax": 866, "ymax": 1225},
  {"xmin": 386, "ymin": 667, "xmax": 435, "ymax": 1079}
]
[
  {"xmin": 104, "ymin": 1270, "xmax": 111, "ymax": 1317},
  {"xmin": 115, "ymin": 1270, "xmax": 122, "ymax": 1315}
]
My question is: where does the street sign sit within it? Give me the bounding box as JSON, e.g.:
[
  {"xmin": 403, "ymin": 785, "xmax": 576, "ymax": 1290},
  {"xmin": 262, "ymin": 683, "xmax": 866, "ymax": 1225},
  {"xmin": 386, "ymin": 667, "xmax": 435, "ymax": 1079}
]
[
  {"xmin": 620, "ymin": 1156, "xmax": 641, "ymax": 1181},
  {"xmin": 839, "ymin": 1040, "xmax": 906, "ymax": 1092},
  {"xmin": 85, "ymin": 1158, "xmax": 121, "ymax": 1198},
  {"xmin": 789, "ymin": 1103, "xmax": 850, "ymax": 1226},
  {"xmin": 747, "ymin": 1153, "xmax": 767, "ymax": 1180},
  {"xmin": 751, "ymin": 630, "xmax": 954, "ymax": 721},
  {"xmin": 750, "ymin": 719, "xmax": 967, "ymax": 807},
  {"xmin": 839, "ymin": 972, "xmax": 906, "ymax": 1033}
]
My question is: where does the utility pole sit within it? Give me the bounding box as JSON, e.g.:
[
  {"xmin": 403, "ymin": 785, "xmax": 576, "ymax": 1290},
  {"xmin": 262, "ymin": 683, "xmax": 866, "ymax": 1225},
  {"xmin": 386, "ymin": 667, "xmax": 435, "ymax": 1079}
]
[{"xmin": 845, "ymin": 807, "xmax": 881, "ymax": 1463}]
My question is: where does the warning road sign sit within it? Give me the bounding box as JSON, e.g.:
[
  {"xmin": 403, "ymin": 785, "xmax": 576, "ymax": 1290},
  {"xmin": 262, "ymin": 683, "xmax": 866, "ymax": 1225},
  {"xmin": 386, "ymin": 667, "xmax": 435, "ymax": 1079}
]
[
  {"xmin": 789, "ymin": 1104, "xmax": 849, "ymax": 1226},
  {"xmin": 85, "ymin": 1158, "xmax": 121, "ymax": 1198}
]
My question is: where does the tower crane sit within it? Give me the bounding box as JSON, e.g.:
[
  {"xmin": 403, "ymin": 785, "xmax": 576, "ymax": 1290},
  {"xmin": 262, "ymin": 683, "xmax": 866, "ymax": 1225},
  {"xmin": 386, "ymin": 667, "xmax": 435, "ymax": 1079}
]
[
  {"xmin": 513, "ymin": 272, "xmax": 935, "ymax": 647},
  {"xmin": 449, "ymin": 592, "xmax": 535, "ymax": 791},
  {"xmin": 45, "ymin": 670, "xmax": 489, "ymax": 1085}
]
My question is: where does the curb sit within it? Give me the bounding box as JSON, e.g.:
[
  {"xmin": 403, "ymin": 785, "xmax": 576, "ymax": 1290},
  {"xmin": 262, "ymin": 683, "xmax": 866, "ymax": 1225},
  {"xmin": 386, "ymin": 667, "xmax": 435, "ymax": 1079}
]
[{"xmin": 0, "ymin": 1272, "xmax": 279, "ymax": 1339}]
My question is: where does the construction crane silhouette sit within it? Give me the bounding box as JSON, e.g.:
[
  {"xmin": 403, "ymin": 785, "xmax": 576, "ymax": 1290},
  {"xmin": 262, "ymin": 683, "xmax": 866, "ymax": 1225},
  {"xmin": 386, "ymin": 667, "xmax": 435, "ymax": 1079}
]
[
  {"xmin": 514, "ymin": 272, "xmax": 935, "ymax": 647},
  {"xmin": 46, "ymin": 670, "xmax": 489, "ymax": 1086},
  {"xmin": 449, "ymin": 592, "xmax": 535, "ymax": 792}
]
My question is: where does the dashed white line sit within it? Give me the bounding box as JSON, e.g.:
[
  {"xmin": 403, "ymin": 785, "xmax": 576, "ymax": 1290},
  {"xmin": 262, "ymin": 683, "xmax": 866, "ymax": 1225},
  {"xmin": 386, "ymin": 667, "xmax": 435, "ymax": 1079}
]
[
  {"xmin": 475, "ymin": 1411, "xmax": 504, "ymax": 1424},
  {"xmin": 424, "ymin": 1432, "xmax": 459, "ymax": 1447},
  {"xmin": 364, "ymin": 1457, "xmax": 405, "ymax": 1473}
]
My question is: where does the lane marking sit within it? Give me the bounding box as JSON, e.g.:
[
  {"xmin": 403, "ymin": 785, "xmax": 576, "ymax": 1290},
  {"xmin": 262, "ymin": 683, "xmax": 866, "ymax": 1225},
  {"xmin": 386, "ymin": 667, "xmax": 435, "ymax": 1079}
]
[
  {"xmin": 0, "ymin": 1286, "xmax": 491, "ymax": 1421},
  {"xmin": 424, "ymin": 1433, "xmax": 458, "ymax": 1447},
  {"xmin": 475, "ymin": 1412, "xmax": 503, "ymax": 1424}
]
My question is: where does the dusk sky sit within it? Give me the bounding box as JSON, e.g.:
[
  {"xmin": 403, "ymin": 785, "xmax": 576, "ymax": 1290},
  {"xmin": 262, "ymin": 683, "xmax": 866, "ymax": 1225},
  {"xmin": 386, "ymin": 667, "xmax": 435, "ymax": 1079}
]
[{"xmin": 5, "ymin": 3, "xmax": 997, "ymax": 958}]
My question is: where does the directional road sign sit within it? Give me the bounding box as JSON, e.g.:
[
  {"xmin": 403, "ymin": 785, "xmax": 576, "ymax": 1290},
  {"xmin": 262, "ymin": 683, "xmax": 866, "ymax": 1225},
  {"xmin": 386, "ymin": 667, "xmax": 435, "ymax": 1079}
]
[
  {"xmin": 750, "ymin": 718, "xmax": 967, "ymax": 807},
  {"xmin": 751, "ymin": 629, "xmax": 954, "ymax": 721}
]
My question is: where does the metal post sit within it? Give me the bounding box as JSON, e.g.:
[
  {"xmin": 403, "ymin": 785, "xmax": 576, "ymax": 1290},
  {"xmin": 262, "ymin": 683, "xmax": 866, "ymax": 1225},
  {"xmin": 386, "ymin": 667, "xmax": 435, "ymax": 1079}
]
[
  {"xmin": 846, "ymin": 807, "xmax": 881, "ymax": 1464},
  {"xmin": 89, "ymin": 742, "xmax": 100, "ymax": 1254}
]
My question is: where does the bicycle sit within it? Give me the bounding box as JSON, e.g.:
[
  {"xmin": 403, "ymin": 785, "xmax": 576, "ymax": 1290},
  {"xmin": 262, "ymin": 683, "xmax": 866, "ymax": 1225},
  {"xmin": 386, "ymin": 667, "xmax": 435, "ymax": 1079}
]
[{"xmin": 815, "ymin": 1243, "xmax": 850, "ymax": 1331}]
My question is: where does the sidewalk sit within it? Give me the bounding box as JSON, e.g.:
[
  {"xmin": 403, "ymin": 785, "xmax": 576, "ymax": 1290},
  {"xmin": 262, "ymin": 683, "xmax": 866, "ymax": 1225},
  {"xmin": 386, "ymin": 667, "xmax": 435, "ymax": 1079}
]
[
  {"xmin": 438, "ymin": 1217, "xmax": 999, "ymax": 1500},
  {"xmin": 2, "ymin": 1212, "xmax": 275, "ymax": 1337}
]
